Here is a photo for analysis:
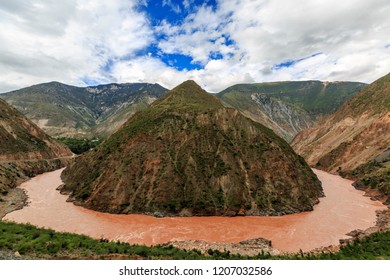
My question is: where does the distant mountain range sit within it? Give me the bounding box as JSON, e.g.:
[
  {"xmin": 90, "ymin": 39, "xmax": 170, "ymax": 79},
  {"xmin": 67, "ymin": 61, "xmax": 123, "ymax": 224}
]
[
  {"xmin": 1, "ymin": 82, "xmax": 168, "ymax": 137},
  {"xmin": 217, "ymin": 81, "xmax": 366, "ymax": 141},
  {"xmin": 61, "ymin": 81, "xmax": 323, "ymax": 217},
  {"xmin": 1, "ymin": 80, "xmax": 365, "ymax": 141}
]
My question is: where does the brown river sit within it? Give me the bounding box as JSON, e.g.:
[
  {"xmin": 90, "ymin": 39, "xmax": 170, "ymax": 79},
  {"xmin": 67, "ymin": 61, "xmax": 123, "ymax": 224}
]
[{"xmin": 3, "ymin": 168, "xmax": 387, "ymax": 252}]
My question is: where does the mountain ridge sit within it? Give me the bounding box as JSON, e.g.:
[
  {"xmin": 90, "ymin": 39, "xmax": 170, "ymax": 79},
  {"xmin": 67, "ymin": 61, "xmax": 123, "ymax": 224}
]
[
  {"xmin": 1, "ymin": 81, "xmax": 169, "ymax": 137},
  {"xmin": 217, "ymin": 80, "xmax": 366, "ymax": 141}
]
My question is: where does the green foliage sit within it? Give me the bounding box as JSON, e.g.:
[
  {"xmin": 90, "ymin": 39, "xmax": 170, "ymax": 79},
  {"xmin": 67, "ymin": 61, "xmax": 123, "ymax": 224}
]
[
  {"xmin": 344, "ymin": 157, "xmax": 390, "ymax": 197},
  {"xmin": 57, "ymin": 137, "xmax": 102, "ymax": 154},
  {"xmin": 1, "ymin": 221, "xmax": 389, "ymax": 260},
  {"xmin": 0, "ymin": 221, "xmax": 206, "ymax": 259}
]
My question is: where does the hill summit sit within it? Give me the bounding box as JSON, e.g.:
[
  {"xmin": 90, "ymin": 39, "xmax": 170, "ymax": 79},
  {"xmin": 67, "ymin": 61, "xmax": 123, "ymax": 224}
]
[{"xmin": 62, "ymin": 81, "xmax": 323, "ymax": 216}]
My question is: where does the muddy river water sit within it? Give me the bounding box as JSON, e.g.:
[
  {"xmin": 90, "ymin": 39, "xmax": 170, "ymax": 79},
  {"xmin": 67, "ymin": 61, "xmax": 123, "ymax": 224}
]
[{"xmin": 3, "ymin": 168, "xmax": 387, "ymax": 252}]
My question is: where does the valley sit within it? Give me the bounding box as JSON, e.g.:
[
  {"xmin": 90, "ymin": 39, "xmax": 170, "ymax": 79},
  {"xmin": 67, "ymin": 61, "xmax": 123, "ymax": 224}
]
[{"xmin": 0, "ymin": 74, "xmax": 389, "ymax": 260}]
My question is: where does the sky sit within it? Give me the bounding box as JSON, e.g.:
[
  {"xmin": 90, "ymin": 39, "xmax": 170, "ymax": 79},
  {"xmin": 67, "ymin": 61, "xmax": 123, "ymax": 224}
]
[{"xmin": 0, "ymin": 0, "xmax": 389, "ymax": 93}]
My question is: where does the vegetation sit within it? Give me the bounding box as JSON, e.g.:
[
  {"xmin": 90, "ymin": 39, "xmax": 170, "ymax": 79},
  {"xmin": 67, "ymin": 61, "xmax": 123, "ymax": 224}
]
[
  {"xmin": 348, "ymin": 72, "xmax": 390, "ymax": 116},
  {"xmin": 0, "ymin": 221, "xmax": 205, "ymax": 260},
  {"xmin": 57, "ymin": 137, "xmax": 102, "ymax": 154},
  {"xmin": 0, "ymin": 221, "xmax": 388, "ymax": 260},
  {"xmin": 298, "ymin": 231, "xmax": 390, "ymax": 260},
  {"xmin": 342, "ymin": 154, "xmax": 390, "ymax": 200}
]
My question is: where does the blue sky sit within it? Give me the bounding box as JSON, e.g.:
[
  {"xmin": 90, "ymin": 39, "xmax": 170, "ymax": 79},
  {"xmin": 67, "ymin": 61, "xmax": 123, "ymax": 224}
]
[{"xmin": 0, "ymin": 0, "xmax": 389, "ymax": 92}]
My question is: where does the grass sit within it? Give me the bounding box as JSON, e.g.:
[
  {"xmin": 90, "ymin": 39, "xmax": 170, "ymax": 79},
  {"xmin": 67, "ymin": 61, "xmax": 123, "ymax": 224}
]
[
  {"xmin": 1, "ymin": 221, "xmax": 389, "ymax": 260},
  {"xmin": 0, "ymin": 221, "xmax": 205, "ymax": 260}
]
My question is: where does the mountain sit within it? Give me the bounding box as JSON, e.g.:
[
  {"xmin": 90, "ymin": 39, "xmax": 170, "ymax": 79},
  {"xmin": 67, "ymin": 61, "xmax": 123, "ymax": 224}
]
[
  {"xmin": 217, "ymin": 81, "xmax": 366, "ymax": 141},
  {"xmin": 0, "ymin": 97, "xmax": 72, "ymax": 208},
  {"xmin": 1, "ymin": 82, "xmax": 168, "ymax": 137},
  {"xmin": 61, "ymin": 80, "xmax": 323, "ymax": 217},
  {"xmin": 0, "ymin": 98, "xmax": 72, "ymax": 161},
  {"xmin": 291, "ymin": 72, "xmax": 390, "ymax": 173}
]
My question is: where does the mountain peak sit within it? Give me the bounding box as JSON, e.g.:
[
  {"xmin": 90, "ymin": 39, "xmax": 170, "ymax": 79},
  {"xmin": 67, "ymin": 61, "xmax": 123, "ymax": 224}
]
[
  {"xmin": 152, "ymin": 80, "xmax": 223, "ymax": 110},
  {"xmin": 176, "ymin": 79, "xmax": 201, "ymax": 88},
  {"xmin": 62, "ymin": 81, "xmax": 323, "ymax": 217}
]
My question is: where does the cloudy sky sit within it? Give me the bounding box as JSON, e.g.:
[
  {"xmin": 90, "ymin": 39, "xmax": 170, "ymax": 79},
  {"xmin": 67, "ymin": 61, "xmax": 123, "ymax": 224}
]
[{"xmin": 0, "ymin": 0, "xmax": 389, "ymax": 93}]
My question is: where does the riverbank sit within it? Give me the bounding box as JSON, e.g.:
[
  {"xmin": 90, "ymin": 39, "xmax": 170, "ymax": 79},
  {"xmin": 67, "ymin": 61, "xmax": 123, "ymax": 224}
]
[
  {"xmin": 0, "ymin": 220, "xmax": 389, "ymax": 260},
  {"xmin": 0, "ymin": 157, "xmax": 73, "ymax": 219},
  {"xmin": 2, "ymin": 168, "xmax": 388, "ymax": 256}
]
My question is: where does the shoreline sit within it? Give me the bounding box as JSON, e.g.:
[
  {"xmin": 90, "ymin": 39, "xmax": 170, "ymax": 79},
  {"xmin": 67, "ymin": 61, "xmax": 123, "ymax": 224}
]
[{"xmin": 1, "ymin": 167, "xmax": 389, "ymax": 257}]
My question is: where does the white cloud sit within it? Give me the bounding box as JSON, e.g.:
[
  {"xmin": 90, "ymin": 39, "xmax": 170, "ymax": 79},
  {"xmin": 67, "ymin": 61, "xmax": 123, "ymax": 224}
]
[
  {"xmin": 0, "ymin": 0, "xmax": 389, "ymax": 93},
  {"xmin": 0, "ymin": 0, "xmax": 152, "ymax": 92},
  {"xmin": 162, "ymin": 0, "xmax": 182, "ymax": 14},
  {"xmin": 150, "ymin": 0, "xmax": 390, "ymax": 90},
  {"xmin": 156, "ymin": 4, "xmax": 236, "ymax": 65}
]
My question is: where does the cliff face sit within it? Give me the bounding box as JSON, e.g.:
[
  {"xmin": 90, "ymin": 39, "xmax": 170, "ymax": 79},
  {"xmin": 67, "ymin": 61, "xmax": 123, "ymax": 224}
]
[
  {"xmin": 217, "ymin": 81, "xmax": 366, "ymax": 142},
  {"xmin": 291, "ymin": 72, "xmax": 390, "ymax": 173},
  {"xmin": 247, "ymin": 93, "xmax": 313, "ymax": 141},
  {"xmin": 62, "ymin": 80, "xmax": 323, "ymax": 217}
]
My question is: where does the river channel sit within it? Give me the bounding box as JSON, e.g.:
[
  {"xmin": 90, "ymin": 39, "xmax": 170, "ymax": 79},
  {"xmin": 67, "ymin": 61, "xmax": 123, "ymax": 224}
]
[{"xmin": 3, "ymin": 168, "xmax": 386, "ymax": 252}]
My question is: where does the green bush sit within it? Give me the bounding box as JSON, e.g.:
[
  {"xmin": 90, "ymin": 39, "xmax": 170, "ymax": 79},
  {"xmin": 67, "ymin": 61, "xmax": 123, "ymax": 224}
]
[{"xmin": 0, "ymin": 221, "xmax": 389, "ymax": 260}]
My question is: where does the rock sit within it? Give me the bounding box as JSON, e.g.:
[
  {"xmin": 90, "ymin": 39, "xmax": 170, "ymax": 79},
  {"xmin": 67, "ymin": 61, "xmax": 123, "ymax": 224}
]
[
  {"xmin": 346, "ymin": 229, "xmax": 366, "ymax": 238},
  {"xmin": 237, "ymin": 207, "xmax": 246, "ymax": 216},
  {"xmin": 164, "ymin": 236, "xmax": 278, "ymax": 257}
]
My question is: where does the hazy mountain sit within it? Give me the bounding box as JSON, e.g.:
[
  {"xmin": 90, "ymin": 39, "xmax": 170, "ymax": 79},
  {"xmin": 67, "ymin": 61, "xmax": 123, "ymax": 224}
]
[
  {"xmin": 1, "ymin": 82, "xmax": 168, "ymax": 137},
  {"xmin": 217, "ymin": 81, "xmax": 366, "ymax": 141},
  {"xmin": 61, "ymin": 81, "xmax": 323, "ymax": 217}
]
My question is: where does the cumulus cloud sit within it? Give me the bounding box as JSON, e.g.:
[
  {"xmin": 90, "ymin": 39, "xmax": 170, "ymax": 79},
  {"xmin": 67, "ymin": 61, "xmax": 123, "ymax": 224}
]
[
  {"xmin": 0, "ymin": 0, "xmax": 389, "ymax": 93},
  {"xmin": 0, "ymin": 0, "xmax": 152, "ymax": 92},
  {"xmin": 150, "ymin": 0, "xmax": 390, "ymax": 90}
]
